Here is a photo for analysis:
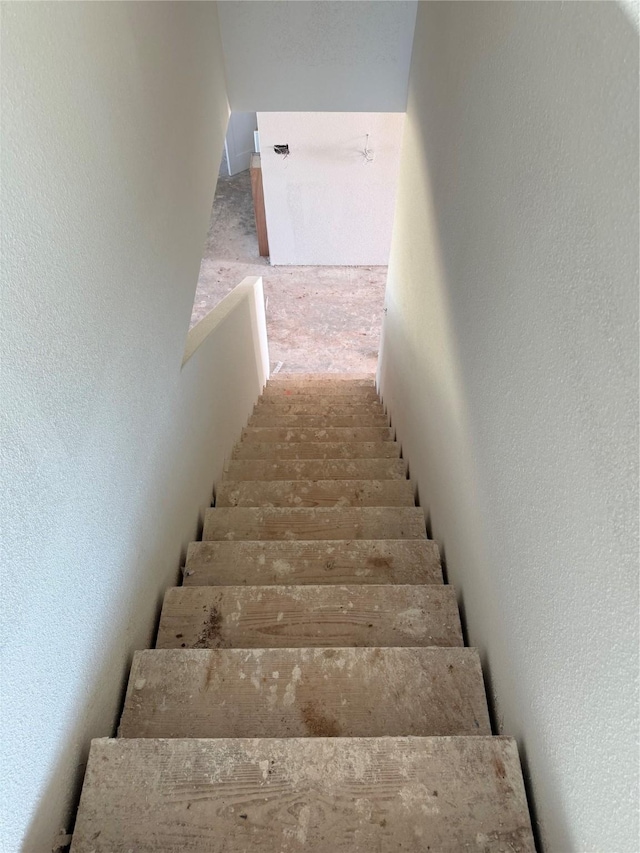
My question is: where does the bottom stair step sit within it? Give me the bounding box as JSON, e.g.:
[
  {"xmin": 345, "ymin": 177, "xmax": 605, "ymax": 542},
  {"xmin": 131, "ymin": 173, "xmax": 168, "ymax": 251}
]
[
  {"xmin": 71, "ymin": 736, "xmax": 535, "ymax": 852},
  {"xmin": 118, "ymin": 647, "xmax": 490, "ymax": 738}
]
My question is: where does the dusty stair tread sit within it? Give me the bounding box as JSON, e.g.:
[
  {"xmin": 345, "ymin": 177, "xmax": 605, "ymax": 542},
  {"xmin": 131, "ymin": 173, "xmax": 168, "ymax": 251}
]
[
  {"xmin": 247, "ymin": 413, "xmax": 390, "ymax": 428},
  {"xmin": 241, "ymin": 426, "xmax": 393, "ymax": 443},
  {"xmin": 203, "ymin": 507, "xmax": 426, "ymax": 541},
  {"xmin": 232, "ymin": 441, "xmax": 401, "ymax": 460},
  {"xmin": 263, "ymin": 387, "xmax": 380, "ymax": 400},
  {"xmin": 71, "ymin": 736, "xmax": 535, "ymax": 853},
  {"xmin": 119, "ymin": 647, "xmax": 490, "ymax": 739},
  {"xmin": 255, "ymin": 396, "xmax": 384, "ymax": 412},
  {"xmin": 216, "ymin": 479, "xmax": 414, "ymax": 508},
  {"xmin": 156, "ymin": 585, "xmax": 462, "ymax": 649},
  {"xmin": 184, "ymin": 539, "xmax": 442, "ymax": 586},
  {"xmin": 252, "ymin": 405, "xmax": 386, "ymax": 420},
  {"xmin": 222, "ymin": 457, "xmax": 408, "ymax": 481}
]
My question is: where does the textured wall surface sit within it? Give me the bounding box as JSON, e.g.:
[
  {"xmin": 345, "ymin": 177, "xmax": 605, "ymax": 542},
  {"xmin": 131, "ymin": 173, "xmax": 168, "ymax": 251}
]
[
  {"xmin": 378, "ymin": 3, "xmax": 638, "ymax": 850},
  {"xmin": 0, "ymin": 4, "xmax": 243, "ymax": 849},
  {"xmin": 218, "ymin": 0, "xmax": 417, "ymax": 112},
  {"xmin": 258, "ymin": 112, "xmax": 404, "ymax": 265}
]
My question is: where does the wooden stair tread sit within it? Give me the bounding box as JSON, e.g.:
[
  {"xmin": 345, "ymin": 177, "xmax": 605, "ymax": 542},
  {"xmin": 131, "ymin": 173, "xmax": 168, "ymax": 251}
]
[
  {"xmin": 156, "ymin": 585, "xmax": 462, "ymax": 649},
  {"xmin": 203, "ymin": 507, "xmax": 426, "ymax": 541},
  {"xmin": 232, "ymin": 441, "xmax": 401, "ymax": 460},
  {"xmin": 119, "ymin": 647, "xmax": 490, "ymax": 738},
  {"xmin": 255, "ymin": 396, "xmax": 384, "ymax": 411},
  {"xmin": 184, "ymin": 539, "xmax": 442, "ymax": 586},
  {"xmin": 247, "ymin": 413, "xmax": 390, "ymax": 428},
  {"xmin": 241, "ymin": 426, "xmax": 393, "ymax": 443},
  {"xmin": 222, "ymin": 457, "xmax": 408, "ymax": 481},
  {"xmin": 71, "ymin": 736, "xmax": 535, "ymax": 852},
  {"xmin": 216, "ymin": 479, "xmax": 414, "ymax": 508}
]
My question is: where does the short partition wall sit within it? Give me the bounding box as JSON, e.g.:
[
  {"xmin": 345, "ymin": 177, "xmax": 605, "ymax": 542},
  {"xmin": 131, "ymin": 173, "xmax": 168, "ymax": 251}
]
[{"xmin": 182, "ymin": 275, "xmax": 270, "ymax": 483}]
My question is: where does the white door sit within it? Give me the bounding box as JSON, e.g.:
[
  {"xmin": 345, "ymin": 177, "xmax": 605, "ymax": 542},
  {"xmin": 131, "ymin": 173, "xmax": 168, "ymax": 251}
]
[{"xmin": 224, "ymin": 112, "xmax": 257, "ymax": 176}]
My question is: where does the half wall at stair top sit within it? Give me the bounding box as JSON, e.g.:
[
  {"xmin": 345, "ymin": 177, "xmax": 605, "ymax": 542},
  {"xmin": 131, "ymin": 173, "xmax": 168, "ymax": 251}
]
[{"xmin": 217, "ymin": 0, "xmax": 418, "ymax": 112}]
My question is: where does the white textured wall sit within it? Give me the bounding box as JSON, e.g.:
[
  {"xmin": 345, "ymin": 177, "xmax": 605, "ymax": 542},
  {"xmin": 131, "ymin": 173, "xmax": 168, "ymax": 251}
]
[
  {"xmin": 258, "ymin": 112, "xmax": 404, "ymax": 265},
  {"xmin": 218, "ymin": 1, "xmax": 417, "ymax": 112},
  {"xmin": 0, "ymin": 5, "xmax": 266, "ymax": 851},
  {"xmin": 378, "ymin": 3, "xmax": 638, "ymax": 850}
]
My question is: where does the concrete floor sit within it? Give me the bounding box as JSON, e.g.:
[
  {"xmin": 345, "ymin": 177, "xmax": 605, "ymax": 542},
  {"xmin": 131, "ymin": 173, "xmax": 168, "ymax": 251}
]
[{"xmin": 191, "ymin": 169, "xmax": 387, "ymax": 375}]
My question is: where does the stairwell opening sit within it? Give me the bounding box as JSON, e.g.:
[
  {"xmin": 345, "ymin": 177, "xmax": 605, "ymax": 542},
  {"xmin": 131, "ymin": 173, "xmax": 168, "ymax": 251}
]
[{"xmin": 188, "ymin": 110, "xmax": 405, "ymax": 375}]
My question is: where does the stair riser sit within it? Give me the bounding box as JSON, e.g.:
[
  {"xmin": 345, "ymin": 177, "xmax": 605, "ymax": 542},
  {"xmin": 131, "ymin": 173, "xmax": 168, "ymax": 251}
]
[
  {"xmin": 184, "ymin": 540, "xmax": 442, "ymax": 586},
  {"xmin": 156, "ymin": 585, "xmax": 462, "ymax": 649},
  {"xmin": 119, "ymin": 648, "xmax": 491, "ymax": 739}
]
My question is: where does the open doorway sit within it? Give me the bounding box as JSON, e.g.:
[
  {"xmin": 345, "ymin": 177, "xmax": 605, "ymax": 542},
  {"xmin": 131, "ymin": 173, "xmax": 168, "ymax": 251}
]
[{"xmin": 190, "ymin": 111, "xmax": 404, "ymax": 375}]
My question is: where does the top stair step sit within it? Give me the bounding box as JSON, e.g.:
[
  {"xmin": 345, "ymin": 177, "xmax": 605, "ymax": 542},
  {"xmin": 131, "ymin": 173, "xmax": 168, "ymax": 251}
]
[
  {"xmin": 71, "ymin": 736, "xmax": 535, "ymax": 852},
  {"xmin": 265, "ymin": 384, "xmax": 378, "ymax": 398}
]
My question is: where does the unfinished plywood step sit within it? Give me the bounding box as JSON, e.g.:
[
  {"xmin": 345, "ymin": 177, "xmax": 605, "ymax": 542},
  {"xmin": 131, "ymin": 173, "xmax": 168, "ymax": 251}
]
[
  {"xmin": 184, "ymin": 539, "xmax": 442, "ymax": 586},
  {"xmin": 253, "ymin": 404, "xmax": 385, "ymax": 419},
  {"xmin": 232, "ymin": 440, "xmax": 401, "ymax": 460},
  {"xmin": 266, "ymin": 381, "xmax": 377, "ymax": 396},
  {"xmin": 119, "ymin": 647, "xmax": 489, "ymax": 739},
  {"xmin": 216, "ymin": 479, "xmax": 414, "ymax": 508},
  {"xmin": 263, "ymin": 387, "xmax": 380, "ymax": 400},
  {"xmin": 156, "ymin": 585, "xmax": 461, "ymax": 649},
  {"xmin": 203, "ymin": 507, "xmax": 426, "ymax": 541},
  {"xmin": 255, "ymin": 395, "xmax": 383, "ymax": 411},
  {"xmin": 222, "ymin": 457, "xmax": 408, "ymax": 481},
  {"xmin": 71, "ymin": 737, "xmax": 535, "ymax": 853},
  {"xmin": 247, "ymin": 413, "xmax": 389, "ymax": 428},
  {"xmin": 241, "ymin": 426, "xmax": 393, "ymax": 443}
]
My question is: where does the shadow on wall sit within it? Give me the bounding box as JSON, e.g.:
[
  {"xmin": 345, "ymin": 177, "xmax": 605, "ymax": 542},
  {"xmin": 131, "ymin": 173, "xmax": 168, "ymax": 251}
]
[{"xmin": 378, "ymin": 2, "xmax": 638, "ymax": 851}]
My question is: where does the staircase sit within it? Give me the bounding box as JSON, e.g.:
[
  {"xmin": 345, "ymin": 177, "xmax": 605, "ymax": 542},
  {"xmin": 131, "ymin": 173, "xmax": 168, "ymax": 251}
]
[{"xmin": 70, "ymin": 375, "xmax": 535, "ymax": 851}]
